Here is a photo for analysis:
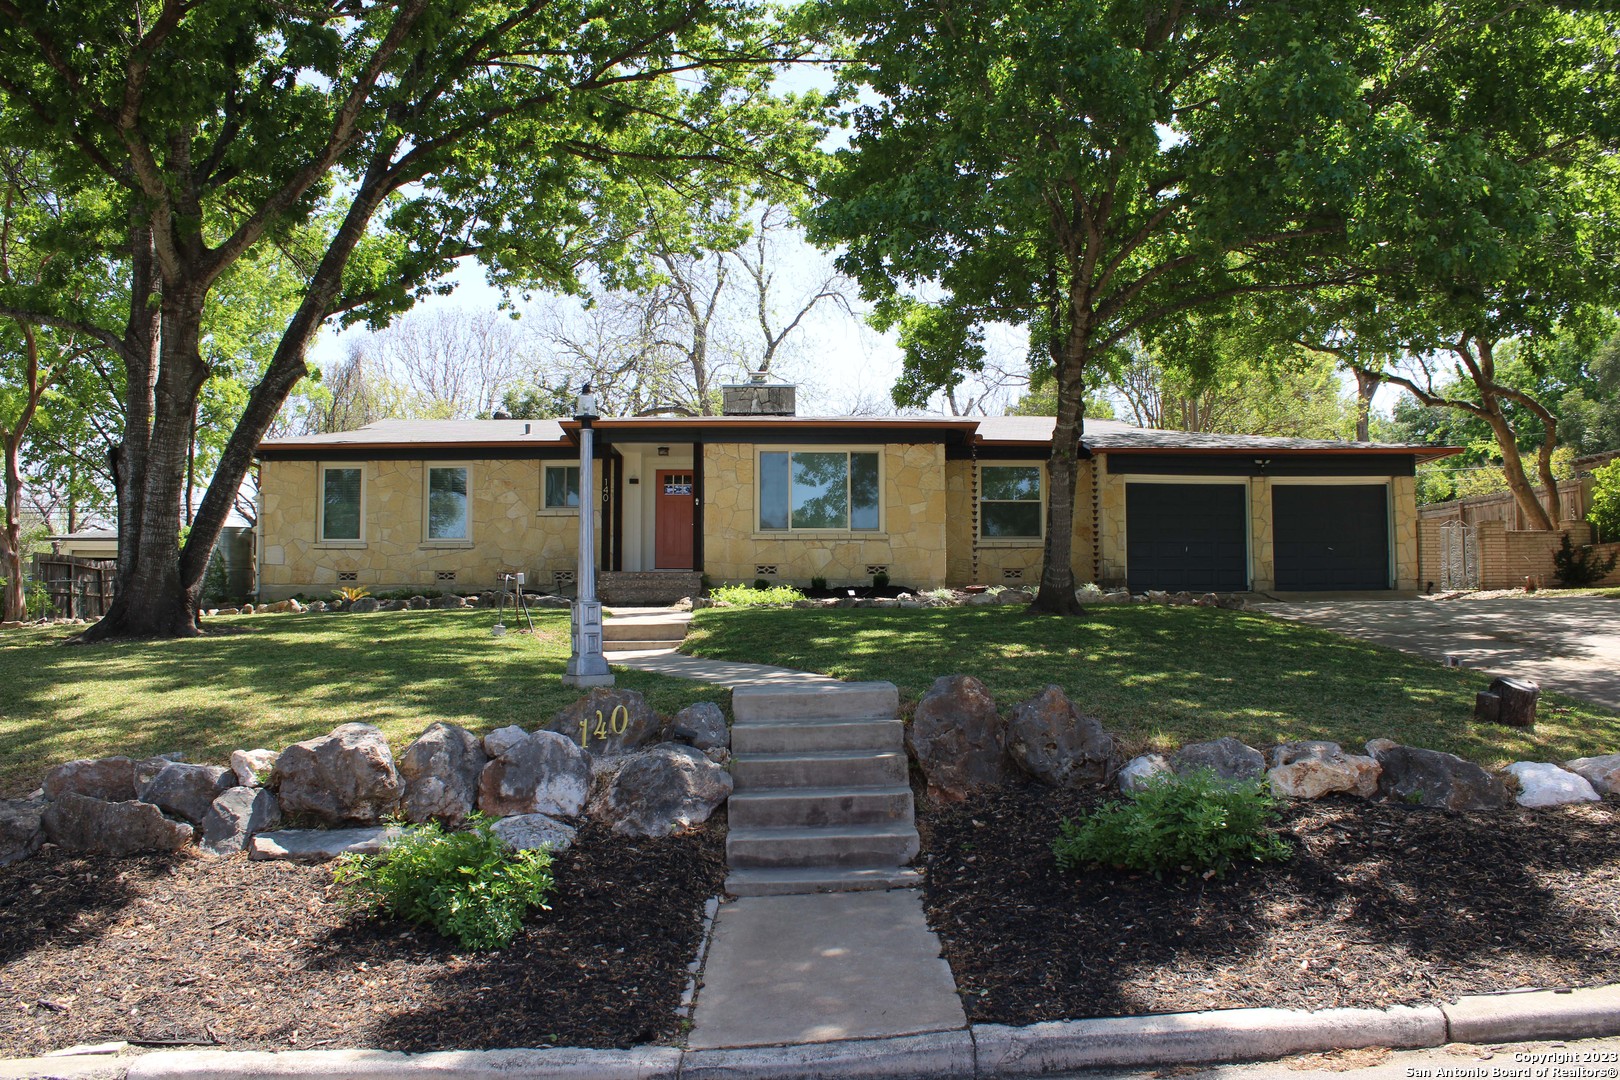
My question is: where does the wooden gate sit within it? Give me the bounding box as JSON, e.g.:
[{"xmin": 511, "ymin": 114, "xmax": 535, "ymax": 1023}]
[{"xmin": 30, "ymin": 555, "xmax": 117, "ymax": 619}]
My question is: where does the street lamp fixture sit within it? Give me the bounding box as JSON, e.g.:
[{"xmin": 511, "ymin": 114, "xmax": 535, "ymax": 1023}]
[{"xmin": 562, "ymin": 382, "xmax": 614, "ymax": 687}]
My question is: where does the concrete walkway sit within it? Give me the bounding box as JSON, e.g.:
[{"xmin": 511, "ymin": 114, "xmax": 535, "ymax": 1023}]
[
  {"xmin": 687, "ymin": 890, "xmax": 966, "ymax": 1050},
  {"xmin": 612, "ymin": 650, "xmax": 841, "ymax": 688},
  {"xmin": 1257, "ymin": 595, "xmax": 1620, "ymax": 711}
]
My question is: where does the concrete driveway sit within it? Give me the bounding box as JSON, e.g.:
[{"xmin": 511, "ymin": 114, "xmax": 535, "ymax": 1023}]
[{"xmin": 1255, "ymin": 594, "xmax": 1620, "ymax": 711}]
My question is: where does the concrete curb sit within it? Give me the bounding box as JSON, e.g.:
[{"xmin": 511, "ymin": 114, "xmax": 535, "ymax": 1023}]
[{"xmin": 13, "ymin": 986, "xmax": 1620, "ymax": 1080}]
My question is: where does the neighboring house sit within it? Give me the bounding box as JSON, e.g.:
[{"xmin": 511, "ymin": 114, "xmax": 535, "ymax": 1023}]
[
  {"xmin": 45, "ymin": 529, "xmax": 119, "ymax": 560},
  {"xmin": 254, "ymin": 384, "xmax": 1455, "ymax": 602}
]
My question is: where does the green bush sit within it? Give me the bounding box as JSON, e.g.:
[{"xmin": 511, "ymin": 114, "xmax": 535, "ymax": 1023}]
[
  {"xmin": 333, "ymin": 816, "xmax": 555, "ymax": 950},
  {"xmin": 711, "ymin": 583, "xmax": 806, "ymax": 607},
  {"xmin": 1589, "ymin": 458, "xmax": 1620, "ymax": 544},
  {"xmin": 1052, "ymin": 769, "xmax": 1291, "ymax": 878},
  {"xmin": 1551, "ymin": 531, "xmax": 1619, "ymax": 587},
  {"xmin": 810, "ymin": 575, "xmax": 829, "ymax": 591}
]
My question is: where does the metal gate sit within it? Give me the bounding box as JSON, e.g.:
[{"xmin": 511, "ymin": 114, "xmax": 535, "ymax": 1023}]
[{"xmin": 1438, "ymin": 520, "xmax": 1479, "ymax": 590}]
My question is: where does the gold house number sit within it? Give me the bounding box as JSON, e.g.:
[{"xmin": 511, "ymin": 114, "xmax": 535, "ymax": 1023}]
[{"xmin": 579, "ymin": 704, "xmax": 630, "ymax": 747}]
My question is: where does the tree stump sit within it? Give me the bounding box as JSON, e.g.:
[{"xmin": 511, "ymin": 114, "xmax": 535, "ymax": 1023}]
[{"xmin": 1482, "ymin": 676, "xmax": 1540, "ymax": 729}]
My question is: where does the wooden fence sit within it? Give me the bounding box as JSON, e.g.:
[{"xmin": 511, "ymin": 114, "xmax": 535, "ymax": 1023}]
[{"xmin": 30, "ymin": 554, "xmax": 117, "ymax": 620}]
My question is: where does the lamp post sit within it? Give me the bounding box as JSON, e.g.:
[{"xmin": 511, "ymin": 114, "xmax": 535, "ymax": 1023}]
[{"xmin": 563, "ymin": 383, "xmax": 614, "ymax": 687}]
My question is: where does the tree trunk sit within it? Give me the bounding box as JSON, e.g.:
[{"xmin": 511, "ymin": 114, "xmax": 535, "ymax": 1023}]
[
  {"xmin": 1, "ymin": 434, "xmax": 24, "ymax": 622},
  {"xmin": 1354, "ymin": 368, "xmax": 1379, "ymax": 442},
  {"xmin": 1032, "ymin": 356, "xmax": 1086, "ymax": 616},
  {"xmin": 1482, "ymin": 407, "xmax": 1555, "ymax": 531}
]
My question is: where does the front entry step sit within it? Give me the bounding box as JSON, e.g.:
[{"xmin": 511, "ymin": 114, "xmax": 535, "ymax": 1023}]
[{"xmin": 724, "ymin": 680, "xmax": 918, "ymax": 896}]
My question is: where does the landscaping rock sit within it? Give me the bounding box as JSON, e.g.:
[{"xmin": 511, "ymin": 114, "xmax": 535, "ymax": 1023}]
[
  {"xmin": 1564, "ymin": 753, "xmax": 1620, "ymax": 796},
  {"xmin": 492, "ymin": 813, "xmax": 578, "ymax": 853},
  {"xmin": 478, "ymin": 729, "xmax": 591, "ymax": 818},
  {"xmin": 398, "ymin": 722, "xmax": 488, "ymax": 825},
  {"xmin": 200, "ymin": 786, "xmax": 282, "ymax": 855},
  {"xmin": 1172, "ymin": 737, "xmax": 1266, "ymax": 783},
  {"xmin": 43, "ymin": 756, "xmax": 137, "ymax": 802},
  {"xmin": 1117, "ymin": 753, "xmax": 1171, "ymax": 793},
  {"xmin": 670, "ymin": 702, "xmax": 728, "ymax": 752},
  {"xmin": 41, "ymin": 793, "xmax": 194, "ymax": 855},
  {"xmin": 273, "ymin": 723, "xmax": 402, "ymax": 825},
  {"xmin": 348, "ymin": 597, "xmax": 380, "ymax": 613},
  {"xmin": 908, "ymin": 674, "xmax": 1010, "ymax": 801},
  {"xmin": 443, "ymin": 593, "xmax": 468, "ymax": 609},
  {"xmin": 138, "ymin": 762, "xmax": 235, "ymax": 824},
  {"xmin": 548, "ymin": 688, "xmax": 662, "ymax": 756},
  {"xmin": 597, "ymin": 743, "xmax": 732, "ymax": 838},
  {"xmin": 248, "ymin": 826, "xmax": 401, "ymax": 863},
  {"xmin": 0, "ymin": 797, "xmax": 44, "ymax": 866},
  {"xmin": 230, "ymin": 748, "xmax": 278, "ymax": 788},
  {"xmin": 996, "ymin": 589, "xmax": 1033, "ymax": 605},
  {"xmin": 1004, "ymin": 685, "xmax": 1112, "ymax": 788},
  {"xmin": 1507, "ymin": 762, "xmax": 1601, "ymax": 808},
  {"xmin": 1367, "ymin": 739, "xmax": 1512, "ymax": 811},
  {"xmin": 483, "ymin": 725, "xmax": 530, "ymax": 759},
  {"xmin": 1268, "ymin": 741, "xmax": 1381, "ymax": 800}
]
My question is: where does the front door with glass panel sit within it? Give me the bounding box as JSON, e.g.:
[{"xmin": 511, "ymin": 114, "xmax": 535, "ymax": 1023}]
[{"xmin": 655, "ymin": 470, "xmax": 694, "ymax": 569}]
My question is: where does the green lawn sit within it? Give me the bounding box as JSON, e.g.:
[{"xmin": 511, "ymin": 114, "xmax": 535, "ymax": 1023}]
[
  {"xmin": 683, "ymin": 605, "xmax": 1620, "ymax": 767},
  {"xmin": 0, "ymin": 609, "xmax": 725, "ymax": 798}
]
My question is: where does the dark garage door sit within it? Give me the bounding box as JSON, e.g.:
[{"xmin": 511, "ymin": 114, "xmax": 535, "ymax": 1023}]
[
  {"xmin": 1272, "ymin": 484, "xmax": 1390, "ymax": 591},
  {"xmin": 1126, "ymin": 483, "xmax": 1248, "ymax": 592}
]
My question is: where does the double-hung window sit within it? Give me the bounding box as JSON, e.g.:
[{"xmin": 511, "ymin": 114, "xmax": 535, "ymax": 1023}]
[
  {"xmin": 427, "ymin": 466, "xmax": 469, "ymax": 541},
  {"xmin": 543, "ymin": 464, "xmax": 581, "ymax": 509},
  {"xmin": 758, "ymin": 450, "xmax": 881, "ymax": 532},
  {"xmin": 320, "ymin": 466, "xmax": 363, "ymax": 542},
  {"xmin": 980, "ymin": 465, "xmax": 1043, "ymax": 539}
]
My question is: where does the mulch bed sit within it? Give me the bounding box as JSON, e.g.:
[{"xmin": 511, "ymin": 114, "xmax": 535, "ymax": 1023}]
[
  {"xmin": 0, "ymin": 820, "xmax": 725, "ymax": 1056},
  {"xmin": 921, "ymin": 780, "xmax": 1620, "ymax": 1025}
]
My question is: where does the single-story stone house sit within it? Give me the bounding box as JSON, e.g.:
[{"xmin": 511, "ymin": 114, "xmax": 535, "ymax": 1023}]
[{"xmin": 254, "ymin": 386, "xmax": 1455, "ymax": 602}]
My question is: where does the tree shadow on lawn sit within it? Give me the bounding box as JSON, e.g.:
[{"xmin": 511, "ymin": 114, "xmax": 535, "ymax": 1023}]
[
  {"xmin": 924, "ymin": 784, "xmax": 1620, "ymax": 1025},
  {"xmin": 686, "ymin": 606, "xmax": 1618, "ymax": 764}
]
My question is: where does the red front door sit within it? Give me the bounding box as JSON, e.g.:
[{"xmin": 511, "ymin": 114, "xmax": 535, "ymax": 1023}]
[{"xmin": 656, "ymin": 470, "xmax": 695, "ymax": 569}]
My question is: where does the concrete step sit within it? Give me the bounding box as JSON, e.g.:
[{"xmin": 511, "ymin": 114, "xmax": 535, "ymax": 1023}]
[
  {"xmin": 732, "ymin": 750, "xmax": 908, "ymax": 791},
  {"xmin": 728, "ymin": 784, "xmax": 914, "ymax": 829},
  {"xmin": 602, "ymin": 617, "xmax": 690, "ymax": 641},
  {"xmin": 732, "ymin": 681, "xmax": 899, "ymax": 723},
  {"xmin": 731, "ymin": 718, "xmax": 903, "ymax": 755},
  {"xmin": 602, "ymin": 639, "xmax": 682, "ymax": 652},
  {"xmin": 727, "ymin": 823, "xmax": 921, "ymax": 869},
  {"xmin": 724, "ymin": 866, "xmax": 924, "ymax": 897}
]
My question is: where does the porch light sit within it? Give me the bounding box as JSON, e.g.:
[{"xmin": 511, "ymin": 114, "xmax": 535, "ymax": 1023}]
[{"xmin": 563, "ymin": 382, "xmax": 613, "ymax": 687}]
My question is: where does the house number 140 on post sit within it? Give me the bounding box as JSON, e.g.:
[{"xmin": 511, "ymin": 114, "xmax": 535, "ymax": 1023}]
[{"xmin": 579, "ymin": 705, "xmax": 630, "ymax": 748}]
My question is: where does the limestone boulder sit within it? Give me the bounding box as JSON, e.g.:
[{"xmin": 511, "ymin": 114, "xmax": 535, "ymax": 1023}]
[
  {"xmin": 907, "ymin": 674, "xmax": 1010, "ymax": 801},
  {"xmin": 43, "ymin": 756, "xmax": 137, "ymax": 802},
  {"xmin": 248, "ymin": 826, "xmax": 400, "ymax": 863},
  {"xmin": 548, "ymin": 688, "xmax": 663, "ymax": 757},
  {"xmin": 1268, "ymin": 741, "xmax": 1381, "ymax": 800},
  {"xmin": 478, "ymin": 729, "xmax": 591, "ymax": 818},
  {"xmin": 42, "ymin": 793, "xmax": 194, "ymax": 854},
  {"xmin": 139, "ymin": 762, "xmax": 234, "ymax": 824},
  {"xmin": 273, "ymin": 723, "xmax": 402, "ymax": 825},
  {"xmin": 0, "ymin": 797, "xmax": 44, "ymax": 866},
  {"xmin": 398, "ymin": 722, "xmax": 489, "ymax": 825},
  {"xmin": 1367, "ymin": 739, "xmax": 1512, "ymax": 811},
  {"xmin": 492, "ymin": 813, "xmax": 578, "ymax": 853},
  {"xmin": 1172, "ymin": 737, "xmax": 1265, "ymax": 784},
  {"xmin": 1117, "ymin": 753, "xmax": 1171, "ymax": 793},
  {"xmin": 670, "ymin": 702, "xmax": 729, "ymax": 752},
  {"xmin": 598, "ymin": 743, "xmax": 732, "ymax": 838},
  {"xmin": 483, "ymin": 725, "xmax": 530, "ymax": 759},
  {"xmin": 231, "ymin": 748, "xmax": 278, "ymax": 788},
  {"xmin": 200, "ymin": 786, "xmax": 282, "ymax": 855},
  {"xmin": 348, "ymin": 597, "xmax": 380, "ymax": 614},
  {"xmin": 1507, "ymin": 762, "xmax": 1601, "ymax": 808},
  {"xmin": 1564, "ymin": 753, "xmax": 1620, "ymax": 797},
  {"xmin": 1003, "ymin": 685, "xmax": 1113, "ymax": 788}
]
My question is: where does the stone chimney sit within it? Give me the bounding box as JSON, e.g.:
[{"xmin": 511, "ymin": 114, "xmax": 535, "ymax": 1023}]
[{"xmin": 721, "ymin": 371, "xmax": 796, "ymax": 416}]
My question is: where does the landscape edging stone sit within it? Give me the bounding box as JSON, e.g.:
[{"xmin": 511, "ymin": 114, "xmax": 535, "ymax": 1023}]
[
  {"xmin": 677, "ymin": 1030, "xmax": 976, "ymax": 1079},
  {"xmin": 1443, "ymin": 986, "xmax": 1620, "ymax": 1045},
  {"xmin": 123, "ymin": 1046, "xmax": 681, "ymax": 1080}
]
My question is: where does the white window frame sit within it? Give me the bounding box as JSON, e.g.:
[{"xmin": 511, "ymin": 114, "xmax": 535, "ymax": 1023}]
[
  {"xmin": 541, "ymin": 463, "xmax": 582, "ymax": 514},
  {"xmin": 422, "ymin": 462, "xmax": 474, "ymax": 547},
  {"xmin": 978, "ymin": 461, "xmax": 1046, "ymax": 545},
  {"xmin": 753, "ymin": 446, "xmax": 886, "ymax": 535},
  {"xmin": 317, "ymin": 463, "xmax": 366, "ymax": 547}
]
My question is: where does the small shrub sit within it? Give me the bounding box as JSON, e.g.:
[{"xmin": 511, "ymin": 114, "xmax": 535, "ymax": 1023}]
[
  {"xmin": 1552, "ymin": 532, "xmax": 1618, "ymax": 588},
  {"xmin": 333, "ymin": 585, "xmax": 371, "ymax": 603},
  {"xmin": 1052, "ymin": 769, "xmax": 1291, "ymax": 878},
  {"xmin": 333, "ymin": 816, "xmax": 554, "ymax": 950},
  {"xmin": 1589, "ymin": 458, "xmax": 1620, "ymax": 543},
  {"xmin": 711, "ymin": 583, "xmax": 806, "ymax": 607},
  {"xmin": 810, "ymin": 575, "xmax": 828, "ymax": 591},
  {"xmin": 923, "ymin": 587, "xmax": 956, "ymax": 602},
  {"xmin": 872, "ymin": 570, "xmax": 890, "ymax": 588},
  {"xmin": 752, "ymin": 578, "xmax": 771, "ymax": 590}
]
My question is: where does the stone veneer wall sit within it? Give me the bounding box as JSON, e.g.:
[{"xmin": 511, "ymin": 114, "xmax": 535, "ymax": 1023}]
[
  {"xmin": 701, "ymin": 442, "xmax": 949, "ymax": 589},
  {"xmin": 1096, "ymin": 467, "xmax": 1420, "ymax": 592},
  {"xmin": 258, "ymin": 458, "xmax": 587, "ymax": 601},
  {"xmin": 943, "ymin": 459, "xmax": 1097, "ymax": 586}
]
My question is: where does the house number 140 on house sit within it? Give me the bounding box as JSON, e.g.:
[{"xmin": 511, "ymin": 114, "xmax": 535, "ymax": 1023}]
[{"xmin": 579, "ymin": 705, "xmax": 630, "ymax": 747}]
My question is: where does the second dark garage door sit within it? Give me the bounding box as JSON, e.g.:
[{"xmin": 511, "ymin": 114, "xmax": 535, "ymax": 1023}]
[
  {"xmin": 1126, "ymin": 483, "xmax": 1248, "ymax": 592},
  {"xmin": 1272, "ymin": 484, "xmax": 1390, "ymax": 590}
]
